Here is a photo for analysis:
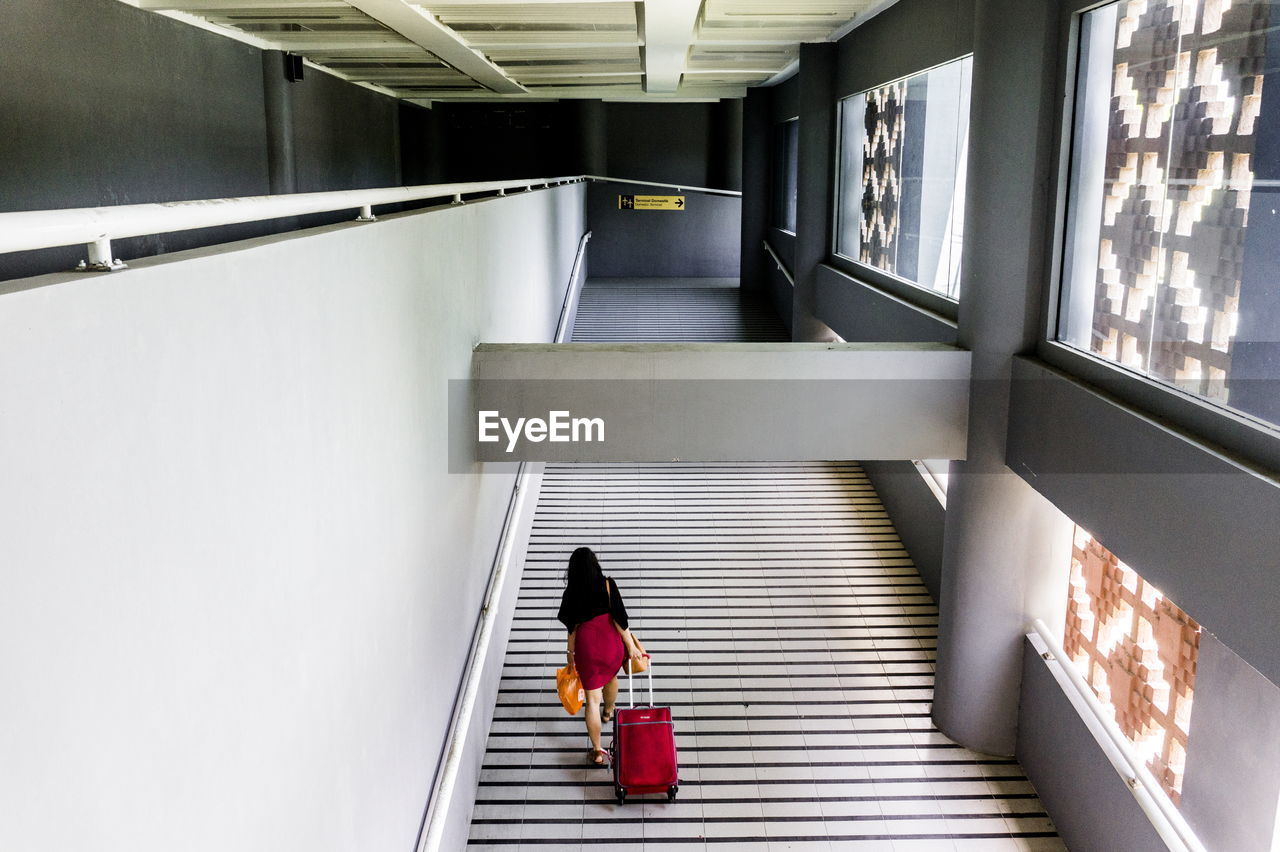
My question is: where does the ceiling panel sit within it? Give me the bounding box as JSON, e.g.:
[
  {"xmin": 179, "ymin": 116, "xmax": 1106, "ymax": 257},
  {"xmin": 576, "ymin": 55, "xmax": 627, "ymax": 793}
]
[{"xmin": 132, "ymin": 0, "xmax": 892, "ymax": 100}]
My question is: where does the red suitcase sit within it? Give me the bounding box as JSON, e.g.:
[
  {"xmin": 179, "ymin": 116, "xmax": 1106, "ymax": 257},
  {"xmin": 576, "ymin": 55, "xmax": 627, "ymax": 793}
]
[{"xmin": 610, "ymin": 657, "xmax": 679, "ymax": 804}]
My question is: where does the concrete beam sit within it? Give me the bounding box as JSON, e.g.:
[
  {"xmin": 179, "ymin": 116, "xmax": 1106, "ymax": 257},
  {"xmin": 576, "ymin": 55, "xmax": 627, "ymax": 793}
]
[
  {"xmin": 454, "ymin": 343, "xmax": 971, "ymax": 464},
  {"xmin": 345, "ymin": 0, "xmax": 526, "ymax": 94},
  {"xmin": 137, "ymin": 0, "xmax": 347, "ymax": 8},
  {"xmin": 643, "ymin": 0, "xmax": 702, "ymax": 93},
  {"xmin": 430, "ymin": 0, "xmax": 633, "ymax": 4},
  {"xmin": 409, "ymin": 86, "xmax": 745, "ymax": 101}
]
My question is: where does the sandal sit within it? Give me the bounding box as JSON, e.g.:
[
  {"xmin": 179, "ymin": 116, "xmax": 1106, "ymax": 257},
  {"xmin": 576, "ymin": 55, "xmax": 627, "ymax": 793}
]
[
  {"xmin": 586, "ymin": 747, "xmax": 608, "ymax": 766},
  {"xmin": 602, "ymin": 705, "xmax": 615, "ymax": 724}
]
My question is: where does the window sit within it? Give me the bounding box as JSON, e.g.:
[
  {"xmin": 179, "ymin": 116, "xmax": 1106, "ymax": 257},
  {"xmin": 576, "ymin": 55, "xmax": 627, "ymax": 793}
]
[
  {"xmin": 772, "ymin": 118, "xmax": 799, "ymax": 233},
  {"xmin": 1065, "ymin": 526, "xmax": 1200, "ymax": 803},
  {"xmin": 1059, "ymin": 0, "xmax": 1280, "ymax": 429},
  {"xmin": 835, "ymin": 56, "xmax": 973, "ymax": 300}
]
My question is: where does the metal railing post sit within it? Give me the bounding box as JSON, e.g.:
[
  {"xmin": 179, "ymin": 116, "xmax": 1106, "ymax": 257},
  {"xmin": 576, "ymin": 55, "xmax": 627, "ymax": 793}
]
[{"xmin": 76, "ymin": 237, "xmax": 126, "ymax": 272}]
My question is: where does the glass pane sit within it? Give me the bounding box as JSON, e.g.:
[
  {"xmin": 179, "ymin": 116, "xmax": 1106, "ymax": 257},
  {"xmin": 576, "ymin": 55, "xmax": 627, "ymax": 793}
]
[
  {"xmin": 772, "ymin": 119, "xmax": 799, "ymax": 233},
  {"xmin": 835, "ymin": 56, "xmax": 973, "ymax": 300},
  {"xmin": 1060, "ymin": 0, "xmax": 1280, "ymax": 428},
  {"xmin": 836, "ymin": 93, "xmax": 867, "ymax": 258}
]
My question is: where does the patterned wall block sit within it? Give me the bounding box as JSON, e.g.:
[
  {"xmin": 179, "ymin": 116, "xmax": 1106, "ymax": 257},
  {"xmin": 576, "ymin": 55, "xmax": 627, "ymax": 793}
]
[
  {"xmin": 1090, "ymin": 0, "xmax": 1270, "ymax": 403},
  {"xmin": 1066, "ymin": 526, "xmax": 1201, "ymax": 803},
  {"xmin": 859, "ymin": 81, "xmax": 907, "ymax": 272}
]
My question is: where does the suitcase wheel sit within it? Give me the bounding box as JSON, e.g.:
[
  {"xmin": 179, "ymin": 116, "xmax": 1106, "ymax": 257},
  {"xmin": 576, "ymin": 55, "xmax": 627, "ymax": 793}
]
[
  {"xmin": 667, "ymin": 785, "xmax": 678, "ymax": 801},
  {"xmin": 615, "ymin": 785, "xmax": 626, "ymax": 806}
]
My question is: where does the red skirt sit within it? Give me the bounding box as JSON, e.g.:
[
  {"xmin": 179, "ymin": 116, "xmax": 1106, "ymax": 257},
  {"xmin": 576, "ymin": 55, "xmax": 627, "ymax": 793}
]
[{"xmin": 574, "ymin": 613, "xmax": 625, "ymax": 690}]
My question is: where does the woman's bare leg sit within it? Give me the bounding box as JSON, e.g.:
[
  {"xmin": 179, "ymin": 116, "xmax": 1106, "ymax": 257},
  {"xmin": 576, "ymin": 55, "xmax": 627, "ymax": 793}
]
[
  {"xmin": 584, "ymin": 687, "xmax": 604, "ymax": 760},
  {"xmin": 602, "ymin": 677, "xmax": 619, "ymax": 719}
]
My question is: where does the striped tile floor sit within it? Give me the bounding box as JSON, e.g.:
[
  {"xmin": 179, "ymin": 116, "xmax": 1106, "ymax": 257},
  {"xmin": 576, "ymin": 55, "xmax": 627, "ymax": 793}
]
[
  {"xmin": 571, "ymin": 278, "xmax": 788, "ymax": 342},
  {"xmin": 468, "ymin": 462, "xmax": 1064, "ymax": 851}
]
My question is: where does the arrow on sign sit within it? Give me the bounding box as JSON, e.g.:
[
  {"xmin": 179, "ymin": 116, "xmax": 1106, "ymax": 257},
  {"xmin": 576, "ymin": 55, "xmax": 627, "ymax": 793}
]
[{"xmin": 676, "ymin": 199, "xmax": 685, "ymax": 208}]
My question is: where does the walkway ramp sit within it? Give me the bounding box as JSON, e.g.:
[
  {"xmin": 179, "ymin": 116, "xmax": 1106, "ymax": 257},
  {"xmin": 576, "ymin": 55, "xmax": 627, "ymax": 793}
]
[
  {"xmin": 465, "ymin": 276, "xmax": 1060, "ymax": 849},
  {"xmin": 467, "ymin": 463, "xmax": 1060, "ymax": 849},
  {"xmin": 571, "ymin": 278, "xmax": 787, "ymax": 343}
]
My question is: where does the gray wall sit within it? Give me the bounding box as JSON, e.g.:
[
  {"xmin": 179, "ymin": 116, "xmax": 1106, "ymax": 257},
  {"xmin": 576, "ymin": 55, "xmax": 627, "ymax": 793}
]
[
  {"xmin": 586, "ymin": 181, "xmax": 742, "ymax": 278},
  {"xmin": 742, "ymin": 76, "xmax": 801, "ymax": 301},
  {"xmin": 0, "ymin": 0, "xmax": 270, "ymax": 279},
  {"xmin": 1006, "ymin": 357, "xmax": 1280, "ymax": 688},
  {"xmin": 1017, "ymin": 637, "xmax": 1167, "ymax": 852},
  {"xmin": 741, "ymin": 88, "xmax": 772, "ymax": 293},
  {"xmin": 862, "ymin": 461, "xmax": 945, "ymax": 602},
  {"xmin": 291, "ymin": 69, "xmax": 400, "ymax": 192},
  {"xmin": 770, "ymin": 76, "xmax": 801, "ymax": 123},
  {"xmin": 430, "ymin": 100, "xmax": 743, "ymax": 192},
  {"xmin": 603, "ymin": 102, "xmax": 718, "ymax": 189},
  {"xmin": 0, "ymin": 185, "xmax": 586, "ymax": 852},
  {"xmin": 834, "ymin": 0, "xmax": 975, "ymax": 98},
  {"xmin": 815, "ymin": 265, "xmax": 959, "ymax": 344},
  {"xmin": 1180, "ymin": 633, "xmax": 1280, "ymax": 852},
  {"xmin": 762, "ymin": 262, "xmax": 793, "ymax": 332},
  {"xmin": 792, "ymin": 42, "xmax": 839, "ymax": 342},
  {"xmin": 0, "ymin": 0, "xmax": 421, "ymax": 281}
]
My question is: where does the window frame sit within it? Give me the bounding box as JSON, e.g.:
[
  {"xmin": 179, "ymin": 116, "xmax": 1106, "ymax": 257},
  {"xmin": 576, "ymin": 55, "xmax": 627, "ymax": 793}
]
[
  {"xmin": 1038, "ymin": 0, "xmax": 1280, "ymax": 475},
  {"xmin": 828, "ymin": 55, "xmax": 975, "ymax": 320},
  {"xmin": 770, "ymin": 116, "xmax": 800, "ymax": 236}
]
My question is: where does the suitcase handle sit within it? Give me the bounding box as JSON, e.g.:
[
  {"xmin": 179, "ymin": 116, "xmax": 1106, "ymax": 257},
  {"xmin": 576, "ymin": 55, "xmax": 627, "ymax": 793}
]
[{"xmin": 625, "ymin": 654, "xmax": 653, "ymax": 707}]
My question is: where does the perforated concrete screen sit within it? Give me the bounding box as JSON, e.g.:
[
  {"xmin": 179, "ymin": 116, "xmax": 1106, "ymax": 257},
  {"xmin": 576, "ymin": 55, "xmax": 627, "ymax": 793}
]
[
  {"xmin": 1060, "ymin": 0, "xmax": 1280, "ymax": 427},
  {"xmin": 1065, "ymin": 527, "xmax": 1201, "ymax": 803}
]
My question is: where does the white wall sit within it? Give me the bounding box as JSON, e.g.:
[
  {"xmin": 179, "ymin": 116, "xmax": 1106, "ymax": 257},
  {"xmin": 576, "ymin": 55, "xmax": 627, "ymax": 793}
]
[{"xmin": 0, "ymin": 184, "xmax": 585, "ymax": 852}]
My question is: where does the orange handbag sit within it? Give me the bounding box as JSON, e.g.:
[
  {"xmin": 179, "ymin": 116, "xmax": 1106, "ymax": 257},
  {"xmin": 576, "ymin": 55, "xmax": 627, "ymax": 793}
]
[
  {"xmin": 556, "ymin": 665, "xmax": 584, "ymax": 715},
  {"xmin": 606, "ymin": 577, "xmax": 651, "ymax": 673},
  {"xmin": 626, "ymin": 634, "xmax": 650, "ymax": 674}
]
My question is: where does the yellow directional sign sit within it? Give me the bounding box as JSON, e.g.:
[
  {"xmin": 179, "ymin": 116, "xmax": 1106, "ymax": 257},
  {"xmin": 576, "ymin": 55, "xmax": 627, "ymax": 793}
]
[{"xmin": 618, "ymin": 194, "xmax": 686, "ymax": 211}]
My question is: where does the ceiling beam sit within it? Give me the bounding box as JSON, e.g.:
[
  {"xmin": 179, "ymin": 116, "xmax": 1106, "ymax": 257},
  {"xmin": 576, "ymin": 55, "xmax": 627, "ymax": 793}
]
[
  {"xmin": 516, "ymin": 71, "xmax": 642, "ymax": 79},
  {"xmin": 259, "ymin": 35, "xmax": 413, "ymax": 49},
  {"xmin": 428, "ymin": 0, "xmax": 633, "ymax": 4},
  {"xmin": 344, "ymin": 0, "xmax": 526, "ymax": 94},
  {"xmin": 761, "ymin": 58, "xmax": 799, "ymax": 87},
  {"xmin": 407, "ymin": 83, "xmax": 744, "ymax": 102},
  {"xmin": 464, "ymin": 37, "xmax": 643, "ymax": 50},
  {"xmin": 641, "ymin": 0, "xmax": 702, "ymax": 94},
  {"xmin": 683, "ymin": 68, "xmax": 781, "ymax": 76},
  {"xmin": 136, "ymin": 0, "xmax": 348, "ymax": 8}
]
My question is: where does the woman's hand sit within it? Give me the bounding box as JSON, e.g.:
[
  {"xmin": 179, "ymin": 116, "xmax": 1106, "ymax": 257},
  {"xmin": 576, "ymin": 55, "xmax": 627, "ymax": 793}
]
[
  {"xmin": 566, "ymin": 650, "xmax": 575, "ymax": 669},
  {"xmin": 628, "ymin": 645, "xmax": 645, "ymax": 664}
]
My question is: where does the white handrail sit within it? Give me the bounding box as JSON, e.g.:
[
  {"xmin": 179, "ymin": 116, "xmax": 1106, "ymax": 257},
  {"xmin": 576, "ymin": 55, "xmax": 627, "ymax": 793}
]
[
  {"xmin": 0, "ymin": 174, "xmax": 741, "ymax": 267},
  {"xmin": 555, "ymin": 231, "xmax": 593, "ymax": 345},
  {"xmin": 763, "ymin": 239, "xmax": 795, "ymax": 285},
  {"xmin": 1030, "ymin": 621, "xmax": 1206, "ymax": 852},
  {"xmin": 0, "ymin": 176, "xmax": 584, "ymax": 263},
  {"xmin": 584, "ymin": 175, "xmax": 743, "ymax": 198}
]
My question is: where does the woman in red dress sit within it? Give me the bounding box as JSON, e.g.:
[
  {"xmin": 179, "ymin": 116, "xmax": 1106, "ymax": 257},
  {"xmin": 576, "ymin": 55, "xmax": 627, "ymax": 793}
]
[{"xmin": 557, "ymin": 547, "xmax": 644, "ymax": 765}]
